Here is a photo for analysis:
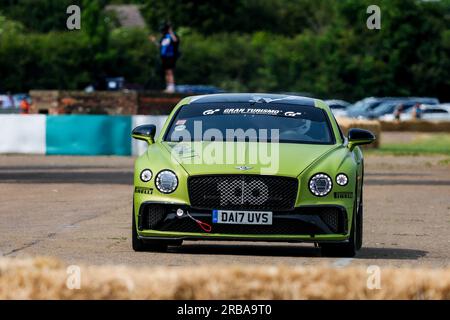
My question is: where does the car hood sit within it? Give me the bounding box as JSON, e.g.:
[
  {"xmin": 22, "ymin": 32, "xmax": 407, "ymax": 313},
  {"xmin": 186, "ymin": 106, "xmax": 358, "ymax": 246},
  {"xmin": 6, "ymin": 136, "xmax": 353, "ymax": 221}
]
[{"xmin": 160, "ymin": 141, "xmax": 339, "ymax": 177}]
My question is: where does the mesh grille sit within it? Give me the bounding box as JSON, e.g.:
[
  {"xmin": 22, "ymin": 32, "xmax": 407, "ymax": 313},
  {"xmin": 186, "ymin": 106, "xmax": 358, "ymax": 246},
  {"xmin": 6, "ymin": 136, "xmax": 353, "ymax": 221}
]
[
  {"xmin": 141, "ymin": 204, "xmax": 166, "ymax": 229},
  {"xmin": 188, "ymin": 175, "xmax": 298, "ymax": 210},
  {"xmin": 295, "ymin": 207, "xmax": 347, "ymax": 234},
  {"xmin": 320, "ymin": 209, "xmax": 340, "ymax": 233}
]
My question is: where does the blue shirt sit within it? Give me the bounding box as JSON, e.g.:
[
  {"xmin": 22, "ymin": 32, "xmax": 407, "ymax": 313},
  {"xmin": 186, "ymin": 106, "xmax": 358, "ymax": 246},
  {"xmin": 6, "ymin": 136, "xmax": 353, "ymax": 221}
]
[{"xmin": 160, "ymin": 33, "xmax": 175, "ymax": 57}]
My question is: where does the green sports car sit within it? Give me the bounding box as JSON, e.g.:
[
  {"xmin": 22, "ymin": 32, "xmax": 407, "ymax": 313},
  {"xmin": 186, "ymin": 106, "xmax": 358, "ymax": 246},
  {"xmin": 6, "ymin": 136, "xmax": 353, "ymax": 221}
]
[{"xmin": 131, "ymin": 94, "xmax": 375, "ymax": 257}]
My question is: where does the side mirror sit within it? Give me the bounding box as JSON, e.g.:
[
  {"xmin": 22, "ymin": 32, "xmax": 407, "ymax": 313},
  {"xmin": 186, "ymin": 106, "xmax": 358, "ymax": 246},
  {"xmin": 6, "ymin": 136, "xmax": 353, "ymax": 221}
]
[
  {"xmin": 132, "ymin": 124, "xmax": 156, "ymax": 144},
  {"xmin": 347, "ymin": 128, "xmax": 376, "ymax": 151}
]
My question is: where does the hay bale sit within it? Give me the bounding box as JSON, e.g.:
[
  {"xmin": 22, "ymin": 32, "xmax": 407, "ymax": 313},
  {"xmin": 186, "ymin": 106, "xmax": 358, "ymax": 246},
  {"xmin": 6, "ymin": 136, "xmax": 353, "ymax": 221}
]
[
  {"xmin": 380, "ymin": 120, "xmax": 450, "ymax": 132},
  {"xmin": 0, "ymin": 257, "xmax": 449, "ymax": 300},
  {"xmin": 336, "ymin": 117, "xmax": 381, "ymax": 148}
]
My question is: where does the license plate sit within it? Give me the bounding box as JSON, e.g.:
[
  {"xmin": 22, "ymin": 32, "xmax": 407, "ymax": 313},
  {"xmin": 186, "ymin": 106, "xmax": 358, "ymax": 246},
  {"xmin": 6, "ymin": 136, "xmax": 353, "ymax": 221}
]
[{"xmin": 212, "ymin": 210, "xmax": 272, "ymax": 225}]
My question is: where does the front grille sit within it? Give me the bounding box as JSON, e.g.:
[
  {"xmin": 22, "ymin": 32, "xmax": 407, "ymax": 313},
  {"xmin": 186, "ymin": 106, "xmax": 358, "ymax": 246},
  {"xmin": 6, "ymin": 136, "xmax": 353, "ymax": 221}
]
[
  {"xmin": 158, "ymin": 207, "xmax": 347, "ymax": 235},
  {"xmin": 139, "ymin": 204, "xmax": 348, "ymax": 235},
  {"xmin": 188, "ymin": 175, "xmax": 298, "ymax": 211}
]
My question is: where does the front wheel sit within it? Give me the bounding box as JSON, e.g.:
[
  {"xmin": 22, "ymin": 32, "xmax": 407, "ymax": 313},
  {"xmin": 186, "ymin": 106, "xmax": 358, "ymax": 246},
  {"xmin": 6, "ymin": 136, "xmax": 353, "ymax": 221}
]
[{"xmin": 356, "ymin": 192, "xmax": 363, "ymax": 250}]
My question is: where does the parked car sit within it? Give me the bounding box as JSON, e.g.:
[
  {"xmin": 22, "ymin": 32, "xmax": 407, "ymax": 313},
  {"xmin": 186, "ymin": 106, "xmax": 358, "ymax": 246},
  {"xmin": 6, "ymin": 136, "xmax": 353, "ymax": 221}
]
[
  {"xmin": 0, "ymin": 93, "xmax": 31, "ymax": 114},
  {"xmin": 175, "ymin": 85, "xmax": 226, "ymax": 94},
  {"xmin": 380, "ymin": 104, "xmax": 450, "ymax": 121},
  {"xmin": 0, "ymin": 94, "xmax": 15, "ymax": 109},
  {"xmin": 131, "ymin": 93, "xmax": 375, "ymax": 257},
  {"xmin": 345, "ymin": 97, "xmax": 405, "ymax": 118},
  {"xmin": 325, "ymin": 99, "xmax": 351, "ymax": 117},
  {"xmin": 13, "ymin": 93, "xmax": 31, "ymax": 107},
  {"xmin": 367, "ymin": 97, "xmax": 440, "ymax": 119}
]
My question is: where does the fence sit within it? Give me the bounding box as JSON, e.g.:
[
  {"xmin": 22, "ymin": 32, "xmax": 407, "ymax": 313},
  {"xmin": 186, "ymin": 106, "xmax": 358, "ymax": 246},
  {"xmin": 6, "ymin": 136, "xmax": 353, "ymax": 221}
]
[{"xmin": 0, "ymin": 115, "xmax": 168, "ymax": 156}]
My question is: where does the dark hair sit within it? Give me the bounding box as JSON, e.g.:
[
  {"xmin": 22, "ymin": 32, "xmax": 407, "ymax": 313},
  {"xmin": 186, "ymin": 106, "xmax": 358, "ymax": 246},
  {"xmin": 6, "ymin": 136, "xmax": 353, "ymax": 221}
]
[{"xmin": 159, "ymin": 21, "xmax": 171, "ymax": 34}]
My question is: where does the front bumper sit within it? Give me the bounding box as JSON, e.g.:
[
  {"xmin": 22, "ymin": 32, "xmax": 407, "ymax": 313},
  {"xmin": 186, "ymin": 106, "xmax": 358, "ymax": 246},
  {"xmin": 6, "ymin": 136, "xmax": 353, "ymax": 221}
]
[{"xmin": 136, "ymin": 202, "xmax": 350, "ymax": 242}]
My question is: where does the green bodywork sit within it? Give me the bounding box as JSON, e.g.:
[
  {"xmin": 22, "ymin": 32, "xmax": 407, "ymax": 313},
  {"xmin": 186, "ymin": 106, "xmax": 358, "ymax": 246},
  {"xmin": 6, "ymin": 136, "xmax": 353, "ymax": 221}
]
[{"xmin": 133, "ymin": 96, "xmax": 365, "ymax": 242}]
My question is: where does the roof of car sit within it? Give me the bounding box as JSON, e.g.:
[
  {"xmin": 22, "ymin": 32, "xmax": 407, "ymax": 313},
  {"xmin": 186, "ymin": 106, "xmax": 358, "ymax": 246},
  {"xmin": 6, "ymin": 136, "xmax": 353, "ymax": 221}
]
[{"xmin": 187, "ymin": 93, "xmax": 317, "ymax": 107}]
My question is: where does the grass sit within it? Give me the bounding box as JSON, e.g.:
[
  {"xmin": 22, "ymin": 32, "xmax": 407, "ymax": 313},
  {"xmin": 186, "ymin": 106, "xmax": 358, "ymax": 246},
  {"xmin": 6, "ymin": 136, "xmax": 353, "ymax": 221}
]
[{"xmin": 370, "ymin": 133, "xmax": 450, "ymax": 156}]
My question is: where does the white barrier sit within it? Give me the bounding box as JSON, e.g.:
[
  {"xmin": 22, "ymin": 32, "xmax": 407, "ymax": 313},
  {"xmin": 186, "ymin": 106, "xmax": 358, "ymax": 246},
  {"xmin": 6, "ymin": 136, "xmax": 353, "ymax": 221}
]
[
  {"xmin": 0, "ymin": 114, "xmax": 169, "ymax": 156},
  {"xmin": 0, "ymin": 115, "xmax": 46, "ymax": 154},
  {"xmin": 131, "ymin": 115, "xmax": 168, "ymax": 156}
]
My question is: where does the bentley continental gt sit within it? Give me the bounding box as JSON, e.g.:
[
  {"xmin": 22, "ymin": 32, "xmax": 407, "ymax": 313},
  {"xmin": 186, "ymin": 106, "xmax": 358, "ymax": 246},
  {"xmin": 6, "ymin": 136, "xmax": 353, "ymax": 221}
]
[{"xmin": 131, "ymin": 94, "xmax": 375, "ymax": 257}]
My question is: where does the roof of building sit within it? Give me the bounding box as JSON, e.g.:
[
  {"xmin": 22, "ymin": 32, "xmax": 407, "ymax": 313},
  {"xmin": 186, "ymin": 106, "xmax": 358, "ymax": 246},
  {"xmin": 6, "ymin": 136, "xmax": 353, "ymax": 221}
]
[{"xmin": 105, "ymin": 5, "xmax": 146, "ymax": 28}]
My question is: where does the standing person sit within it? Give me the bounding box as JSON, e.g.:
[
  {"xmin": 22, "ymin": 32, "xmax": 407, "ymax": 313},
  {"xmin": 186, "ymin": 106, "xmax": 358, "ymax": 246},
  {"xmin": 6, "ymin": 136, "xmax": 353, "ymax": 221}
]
[
  {"xmin": 393, "ymin": 103, "xmax": 404, "ymax": 121},
  {"xmin": 20, "ymin": 98, "xmax": 31, "ymax": 114},
  {"xmin": 149, "ymin": 22, "xmax": 180, "ymax": 93},
  {"xmin": 411, "ymin": 103, "xmax": 422, "ymax": 120}
]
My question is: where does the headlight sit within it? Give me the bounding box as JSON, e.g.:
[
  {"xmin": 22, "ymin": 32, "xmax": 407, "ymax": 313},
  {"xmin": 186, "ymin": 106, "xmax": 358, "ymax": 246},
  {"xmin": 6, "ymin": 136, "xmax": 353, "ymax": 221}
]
[
  {"xmin": 155, "ymin": 170, "xmax": 178, "ymax": 193},
  {"xmin": 309, "ymin": 173, "xmax": 332, "ymax": 196},
  {"xmin": 336, "ymin": 173, "xmax": 348, "ymax": 186},
  {"xmin": 140, "ymin": 169, "xmax": 153, "ymax": 182}
]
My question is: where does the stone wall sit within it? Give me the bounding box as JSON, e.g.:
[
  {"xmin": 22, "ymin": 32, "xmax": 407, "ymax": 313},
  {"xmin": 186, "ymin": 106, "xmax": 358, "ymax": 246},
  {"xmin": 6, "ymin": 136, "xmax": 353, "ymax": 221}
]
[
  {"xmin": 29, "ymin": 90, "xmax": 190, "ymax": 115},
  {"xmin": 30, "ymin": 90, "xmax": 139, "ymax": 115},
  {"xmin": 137, "ymin": 91, "xmax": 186, "ymax": 115},
  {"xmin": 29, "ymin": 90, "xmax": 59, "ymax": 114}
]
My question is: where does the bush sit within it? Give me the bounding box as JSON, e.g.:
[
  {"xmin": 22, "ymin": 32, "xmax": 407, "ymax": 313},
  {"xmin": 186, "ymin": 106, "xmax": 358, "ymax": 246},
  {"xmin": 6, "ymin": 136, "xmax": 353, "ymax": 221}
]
[{"xmin": 0, "ymin": 0, "xmax": 448, "ymax": 102}]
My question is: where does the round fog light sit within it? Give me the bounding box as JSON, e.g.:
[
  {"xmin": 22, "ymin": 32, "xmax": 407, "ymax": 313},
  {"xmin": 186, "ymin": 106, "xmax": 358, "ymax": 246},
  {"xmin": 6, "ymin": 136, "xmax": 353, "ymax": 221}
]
[
  {"xmin": 140, "ymin": 169, "xmax": 152, "ymax": 182},
  {"xmin": 176, "ymin": 208, "xmax": 184, "ymax": 217},
  {"xmin": 336, "ymin": 173, "xmax": 348, "ymax": 186}
]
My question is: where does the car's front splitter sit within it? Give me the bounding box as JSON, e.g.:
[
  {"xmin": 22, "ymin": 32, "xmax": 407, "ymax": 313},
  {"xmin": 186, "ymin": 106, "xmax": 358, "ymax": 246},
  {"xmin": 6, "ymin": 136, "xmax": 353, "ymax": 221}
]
[
  {"xmin": 137, "ymin": 202, "xmax": 351, "ymax": 242},
  {"xmin": 138, "ymin": 231, "xmax": 350, "ymax": 243}
]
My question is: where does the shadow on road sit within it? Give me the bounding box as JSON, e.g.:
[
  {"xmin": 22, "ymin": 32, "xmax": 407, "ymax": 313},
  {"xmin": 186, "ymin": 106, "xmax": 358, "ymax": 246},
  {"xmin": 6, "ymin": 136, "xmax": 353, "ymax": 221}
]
[
  {"xmin": 169, "ymin": 243, "xmax": 321, "ymax": 257},
  {"xmin": 2, "ymin": 168, "xmax": 448, "ymax": 186},
  {"xmin": 0, "ymin": 165, "xmax": 127, "ymax": 171},
  {"xmin": 169, "ymin": 243, "xmax": 427, "ymax": 260},
  {"xmin": 0, "ymin": 171, "xmax": 133, "ymax": 185},
  {"xmin": 365, "ymin": 179, "xmax": 450, "ymax": 186},
  {"xmin": 365, "ymin": 172, "xmax": 433, "ymax": 177},
  {"xmin": 356, "ymin": 247, "xmax": 427, "ymax": 260}
]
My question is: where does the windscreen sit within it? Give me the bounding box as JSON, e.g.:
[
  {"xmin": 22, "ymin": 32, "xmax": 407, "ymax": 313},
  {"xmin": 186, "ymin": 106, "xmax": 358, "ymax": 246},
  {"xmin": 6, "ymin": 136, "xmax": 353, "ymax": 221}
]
[{"xmin": 164, "ymin": 103, "xmax": 334, "ymax": 144}]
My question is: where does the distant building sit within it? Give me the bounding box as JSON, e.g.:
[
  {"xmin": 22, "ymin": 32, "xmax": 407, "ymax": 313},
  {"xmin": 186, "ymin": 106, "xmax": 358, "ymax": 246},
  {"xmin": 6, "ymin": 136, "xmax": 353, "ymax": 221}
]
[{"xmin": 105, "ymin": 4, "xmax": 146, "ymax": 28}]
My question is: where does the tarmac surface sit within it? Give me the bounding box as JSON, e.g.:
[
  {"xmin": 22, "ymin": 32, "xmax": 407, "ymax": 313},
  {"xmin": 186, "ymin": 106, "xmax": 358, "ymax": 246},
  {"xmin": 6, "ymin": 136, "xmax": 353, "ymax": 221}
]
[{"xmin": 0, "ymin": 154, "xmax": 449, "ymax": 268}]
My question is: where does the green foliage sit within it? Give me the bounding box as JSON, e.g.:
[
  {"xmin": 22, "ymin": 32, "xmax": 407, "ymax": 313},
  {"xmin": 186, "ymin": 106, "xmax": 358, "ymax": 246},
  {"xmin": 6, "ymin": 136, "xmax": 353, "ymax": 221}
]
[
  {"xmin": 0, "ymin": 0, "xmax": 448, "ymax": 101},
  {"xmin": 0, "ymin": 14, "xmax": 24, "ymax": 35},
  {"xmin": 0, "ymin": 0, "xmax": 81, "ymax": 32},
  {"xmin": 141, "ymin": 0, "xmax": 339, "ymax": 35}
]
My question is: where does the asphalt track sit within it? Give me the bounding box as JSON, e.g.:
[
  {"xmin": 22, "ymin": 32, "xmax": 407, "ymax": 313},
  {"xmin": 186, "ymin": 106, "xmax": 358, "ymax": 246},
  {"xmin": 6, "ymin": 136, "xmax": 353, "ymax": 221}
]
[{"xmin": 0, "ymin": 154, "xmax": 449, "ymax": 267}]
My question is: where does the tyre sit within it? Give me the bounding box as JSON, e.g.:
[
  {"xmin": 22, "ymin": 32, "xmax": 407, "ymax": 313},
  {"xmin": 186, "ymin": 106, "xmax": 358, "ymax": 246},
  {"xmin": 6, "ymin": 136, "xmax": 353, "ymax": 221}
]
[
  {"xmin": 132, "ymin": 207, "xmax": 170, "ymax": 252},
  {"xmin": 321, "ymin": 169, "xmax": 364, "ymax": 257},
  {"xmin": 355, "ymin": 190, "xmax": 363, "ymax": 250}
]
